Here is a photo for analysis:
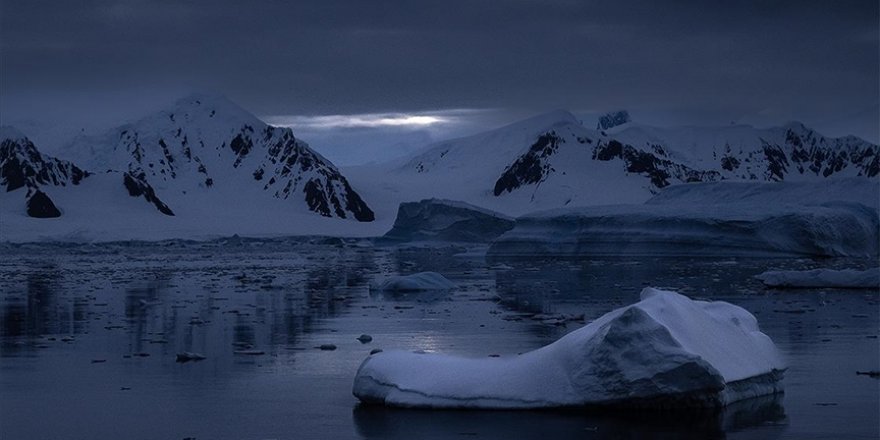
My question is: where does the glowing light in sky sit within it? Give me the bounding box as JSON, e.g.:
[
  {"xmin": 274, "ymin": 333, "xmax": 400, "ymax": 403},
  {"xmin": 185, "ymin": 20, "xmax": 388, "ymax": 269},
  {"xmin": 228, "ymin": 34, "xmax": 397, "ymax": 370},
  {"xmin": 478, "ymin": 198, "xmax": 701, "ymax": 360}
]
[{"xmin": 265, "ymin": 113, "xmax": 452, "ymax": 129}]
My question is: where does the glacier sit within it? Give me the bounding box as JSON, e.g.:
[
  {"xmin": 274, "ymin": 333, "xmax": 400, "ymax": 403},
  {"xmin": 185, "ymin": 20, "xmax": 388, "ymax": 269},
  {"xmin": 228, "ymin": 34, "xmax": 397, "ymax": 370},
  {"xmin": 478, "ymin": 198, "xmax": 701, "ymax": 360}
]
[{"xmin": 353, "ymin": 288, "xmax": 785, "ymax": 409}]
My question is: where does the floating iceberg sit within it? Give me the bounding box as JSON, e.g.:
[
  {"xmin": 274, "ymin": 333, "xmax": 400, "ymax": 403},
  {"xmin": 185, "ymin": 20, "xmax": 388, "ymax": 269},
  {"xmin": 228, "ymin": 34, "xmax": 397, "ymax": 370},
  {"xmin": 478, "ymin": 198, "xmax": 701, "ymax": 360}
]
[
  {"xmin": 370, "ymin": 272, "xmax": 456, "ymax": 292},
  {"xmin": 353, "ymin": 288, "xmax": 784, "ymax": 409},
  {"xmin": 489, "ymin": 179, "xmax": 879, "ymax": 258},
  {"xmin": 488, "ymin": 202, "xmax": 878, "ymax": 258},
  {"xmin": 755, "ymin": 268, "xmax": 880, "ymax": 289},
  {"xmin": 381, "ymin": 199, "xmax": 515, "ymax": 243}
]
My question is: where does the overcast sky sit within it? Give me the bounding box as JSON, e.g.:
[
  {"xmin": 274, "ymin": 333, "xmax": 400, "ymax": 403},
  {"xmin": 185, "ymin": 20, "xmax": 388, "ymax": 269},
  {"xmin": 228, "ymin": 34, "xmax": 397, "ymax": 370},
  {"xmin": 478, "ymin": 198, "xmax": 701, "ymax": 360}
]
[{"xmin": 1, "ymin": 0, "xmax": 877, "ymax": 164}]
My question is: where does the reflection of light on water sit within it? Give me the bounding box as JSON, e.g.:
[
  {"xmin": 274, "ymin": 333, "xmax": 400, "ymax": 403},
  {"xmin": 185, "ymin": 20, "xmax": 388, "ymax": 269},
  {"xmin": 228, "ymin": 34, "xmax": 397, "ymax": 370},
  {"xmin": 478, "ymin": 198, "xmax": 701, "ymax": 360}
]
[{"xmin": 412, "ymin": 332, "xmax": 444, "ymax": 353}]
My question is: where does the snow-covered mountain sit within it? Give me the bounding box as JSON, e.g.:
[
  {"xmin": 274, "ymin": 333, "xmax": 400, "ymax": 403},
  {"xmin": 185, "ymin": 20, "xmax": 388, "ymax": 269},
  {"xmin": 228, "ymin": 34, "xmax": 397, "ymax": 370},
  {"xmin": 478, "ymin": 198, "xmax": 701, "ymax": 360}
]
[
  {"xmin": 1, "ymin": 126, "xmax": 177, "ymax": 220},
  {"xmin": 2, "ymin": 126, "xmax": 87, "ymax": 218},
  {"xmin": 1, "ymin": 96, "xmax": 384, "ymax": 242},
  {"xmin": 1, "ymin": 126, "xmax": 89, "ymax": 192},
  {"xmin": 3, "ymin": 102, "xmax": 877, "ymax": 243},
  {"xmin": 346, "ymin": 109, "xmax": 878, "ymax": 219},
  {"xmin": 61, "ymin": 94, "xmax": 374, "ymax": 222}
]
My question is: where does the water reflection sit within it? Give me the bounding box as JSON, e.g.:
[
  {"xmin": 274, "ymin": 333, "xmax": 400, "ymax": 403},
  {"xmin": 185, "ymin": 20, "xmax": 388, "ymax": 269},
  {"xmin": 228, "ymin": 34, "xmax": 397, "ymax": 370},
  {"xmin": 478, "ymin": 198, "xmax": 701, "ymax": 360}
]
[
  {"xmin": 352, "ymin": 394, "xmax": 787, "ymax": 440},
  {"xmin": 1, "ymin": 268, "xmax": 63, "ymax": 355}
]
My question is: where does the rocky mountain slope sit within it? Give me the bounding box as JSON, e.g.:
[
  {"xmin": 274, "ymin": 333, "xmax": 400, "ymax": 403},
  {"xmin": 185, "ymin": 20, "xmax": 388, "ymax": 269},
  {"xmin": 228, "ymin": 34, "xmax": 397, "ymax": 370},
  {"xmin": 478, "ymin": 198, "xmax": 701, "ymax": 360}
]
[{"xmin": 61, "ymin": 94, "xmax": 373, "ymax": 221}]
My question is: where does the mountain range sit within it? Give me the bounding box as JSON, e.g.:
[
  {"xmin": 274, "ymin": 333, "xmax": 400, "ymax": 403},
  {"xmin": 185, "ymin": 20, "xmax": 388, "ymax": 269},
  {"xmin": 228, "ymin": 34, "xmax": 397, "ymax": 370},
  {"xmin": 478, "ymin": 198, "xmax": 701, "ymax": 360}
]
[
  {"xmin": 348, "ymin": 109, "xmax": 877, "ymax": 217},
  {"xmin": 1, "ymin": 96, "xmax": 877, "ymax": 241}
]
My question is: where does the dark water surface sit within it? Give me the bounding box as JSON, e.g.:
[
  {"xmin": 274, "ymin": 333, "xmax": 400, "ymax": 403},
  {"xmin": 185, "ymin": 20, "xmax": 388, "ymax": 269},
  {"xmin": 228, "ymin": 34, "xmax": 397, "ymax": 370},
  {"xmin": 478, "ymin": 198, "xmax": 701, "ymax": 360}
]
[{"xmin": 1, "ymin": 239, "xmax": 877, "ymax": 439}]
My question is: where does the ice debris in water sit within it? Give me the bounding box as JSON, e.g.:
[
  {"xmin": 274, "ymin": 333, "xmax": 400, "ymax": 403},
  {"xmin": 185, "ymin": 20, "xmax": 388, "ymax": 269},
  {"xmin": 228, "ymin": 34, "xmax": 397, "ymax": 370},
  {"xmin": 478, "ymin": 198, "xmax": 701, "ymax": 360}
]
[{"xmin": 370, "ymin": 272, "xmax": 456, "ymax": 292}]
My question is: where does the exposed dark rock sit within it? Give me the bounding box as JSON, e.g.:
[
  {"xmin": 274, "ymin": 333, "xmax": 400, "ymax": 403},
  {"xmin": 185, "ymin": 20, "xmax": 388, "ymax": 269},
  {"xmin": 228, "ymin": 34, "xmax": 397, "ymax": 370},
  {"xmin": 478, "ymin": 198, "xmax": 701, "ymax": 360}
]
[
  {"xmin": 762, "ymin": 144, "xmax": 789, "ymax": 181},
  {"xmin": 721, "ymin": 155, "xmax": 741, "ymax": 171},
  {"xmin": 494, "ymin": 132, "xmax": 562, "ymax": 196},
  {"xmin": 596, "ymin": 110, "xmax": 632, "ymax": 130},
  {"xmin": 26, "ymin": 189, "xmax": 61, "ymax": 218},
  {"xmin": 1, "ymin": 136, "xmax": 89, "ymax": 192},
  {"xmin": 303, "ymin": 176, "xmax": 374, "ymax": 222},
  {"xmin": 122, "ymin": 172, "xmax": 175, "ymax": 216},
  {"xmin": 593, "ymin": 140, "xmax": 720, "ymax": 189}
]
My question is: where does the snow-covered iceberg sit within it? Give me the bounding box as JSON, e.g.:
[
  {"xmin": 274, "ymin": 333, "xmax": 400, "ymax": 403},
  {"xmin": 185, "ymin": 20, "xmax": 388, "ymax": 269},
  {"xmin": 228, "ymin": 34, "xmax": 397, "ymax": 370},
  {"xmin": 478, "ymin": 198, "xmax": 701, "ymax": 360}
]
[
  {"xmin": 488, "ymin": 202, "xmax": 878, "ymax": 258},
  {"xmin": 370, "ymin": 272, "xmax": 456, "ymax": 292},
  {"xmin": 755, "ymin": 268, "xmax": 880, "ymax": 289},
  {"xmin": 353, "ymin": 288, "xmax": 784, "ymax": 409},
  {"xmin": 381, "ymin": 199, "xmax": 515, "ymax": 243},
  {"xmin": 489, "ymin": 179, "xmax": 879, "ymax": 258}
]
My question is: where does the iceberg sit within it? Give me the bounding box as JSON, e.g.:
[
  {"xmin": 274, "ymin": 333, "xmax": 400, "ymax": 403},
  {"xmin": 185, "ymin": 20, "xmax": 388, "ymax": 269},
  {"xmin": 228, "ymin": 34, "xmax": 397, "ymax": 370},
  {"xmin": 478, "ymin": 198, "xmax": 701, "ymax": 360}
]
[
  {"xmin": 488, "ymin": 202, "xmax": 878, "ymax": 258},
  {"xmin": 489, "ymin": 179, "xmax": 879, "ymax": 258},
  {"xmin": 353, "ymin": 288, "xmax": 784, "ymax": 409},
  {"xmin": 370, "ymin": 272, "xmax": 456, "ymax": 292},
  {"xmin": 755, "ymin": 268, "xmax": 880, "ymax": 289},
  {"xmin": 381, "ymin": 199, "xmax": 515, "ymax": 243}
]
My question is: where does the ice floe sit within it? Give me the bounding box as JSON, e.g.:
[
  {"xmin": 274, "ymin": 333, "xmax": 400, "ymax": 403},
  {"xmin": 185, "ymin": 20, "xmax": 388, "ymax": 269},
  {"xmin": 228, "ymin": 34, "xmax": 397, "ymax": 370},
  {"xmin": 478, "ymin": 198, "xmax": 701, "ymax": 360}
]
[{"xmin": 755, "ymin": 268, "xmax": 879, "ymax": 289}]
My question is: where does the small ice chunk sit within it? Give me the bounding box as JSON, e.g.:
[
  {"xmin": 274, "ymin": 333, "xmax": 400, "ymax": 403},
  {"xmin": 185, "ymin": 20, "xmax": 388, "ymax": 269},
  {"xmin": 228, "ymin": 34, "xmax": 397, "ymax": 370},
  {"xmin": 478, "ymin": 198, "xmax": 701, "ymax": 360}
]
[
  {"xmin": 755, "ymin": 268, "xmax": 879, "ymax": 289},
  {"xmin": 371, "ymin": 272, "xmax": 455, "ymax": 292},
  {"xmin": 176, "ymin": 352, "xmax": 206, "ymax": 363},
  {"xmin": 353, "ymin": 288, "xmax": 784, "ymax": 409}
]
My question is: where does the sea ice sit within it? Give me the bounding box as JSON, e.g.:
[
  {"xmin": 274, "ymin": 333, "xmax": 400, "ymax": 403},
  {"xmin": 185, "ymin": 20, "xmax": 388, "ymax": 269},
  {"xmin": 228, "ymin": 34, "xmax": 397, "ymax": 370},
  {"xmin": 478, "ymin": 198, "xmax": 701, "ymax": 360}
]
[
  {"xmin": 353, "ymin": 288, "xmax": 785, "ymax": 409},
  {"xmin": 755, "ymin": 268, "xmax": 880, "ymax": 289}
]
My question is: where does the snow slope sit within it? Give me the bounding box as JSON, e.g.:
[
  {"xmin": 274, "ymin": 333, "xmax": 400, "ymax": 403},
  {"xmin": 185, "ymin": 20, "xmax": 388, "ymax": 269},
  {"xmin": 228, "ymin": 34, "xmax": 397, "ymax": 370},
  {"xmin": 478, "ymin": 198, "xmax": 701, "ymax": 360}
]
[{"xmin": 353, "ymin": 288, "xmax": 784, "ymax": 409}]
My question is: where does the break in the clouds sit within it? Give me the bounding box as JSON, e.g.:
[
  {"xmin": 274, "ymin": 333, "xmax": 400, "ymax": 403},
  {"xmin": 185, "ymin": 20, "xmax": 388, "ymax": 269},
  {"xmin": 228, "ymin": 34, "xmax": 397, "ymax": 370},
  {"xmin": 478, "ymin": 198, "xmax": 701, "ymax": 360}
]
[
  {"xmin": 1, "ymin": 0, "xmax": 877, "ymax": 156},
  {"xmin": 265, "ymin": 111, "xmax": 464, "ymax": 130},
  {"xmin": 264, "ymin": 109, "xmax": 504, "ymax": 165}
]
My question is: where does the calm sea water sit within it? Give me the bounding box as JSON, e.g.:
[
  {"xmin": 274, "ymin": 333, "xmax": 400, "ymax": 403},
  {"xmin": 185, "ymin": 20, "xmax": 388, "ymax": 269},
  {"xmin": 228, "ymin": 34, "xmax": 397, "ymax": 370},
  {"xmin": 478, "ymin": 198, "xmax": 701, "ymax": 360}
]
[{"xmin": 1, "ymin": 239, "xmax": 877, "ymax": 440}]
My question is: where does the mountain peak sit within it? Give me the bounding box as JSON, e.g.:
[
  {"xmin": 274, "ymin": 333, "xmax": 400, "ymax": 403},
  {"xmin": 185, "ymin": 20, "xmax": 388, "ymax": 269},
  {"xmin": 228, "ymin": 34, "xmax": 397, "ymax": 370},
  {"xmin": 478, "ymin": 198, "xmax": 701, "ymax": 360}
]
[
  {"xmin": 596, "ymin": 110, "xmax": 632, "ymax": 130},
  {"xmin": 161, "ymin": 93, "xmax": 263, "ymax": 127},
  {"xmin": 520, "ymin": 109, "xmax": 579, "ymax": 127}
]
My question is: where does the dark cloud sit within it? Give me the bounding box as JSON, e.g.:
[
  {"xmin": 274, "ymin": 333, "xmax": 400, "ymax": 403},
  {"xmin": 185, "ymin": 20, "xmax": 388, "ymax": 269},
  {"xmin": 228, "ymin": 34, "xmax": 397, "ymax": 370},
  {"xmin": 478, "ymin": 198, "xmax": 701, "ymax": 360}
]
[{"xmin": 1, "ymin": 0, "xmax": 877, "ymax": 147}]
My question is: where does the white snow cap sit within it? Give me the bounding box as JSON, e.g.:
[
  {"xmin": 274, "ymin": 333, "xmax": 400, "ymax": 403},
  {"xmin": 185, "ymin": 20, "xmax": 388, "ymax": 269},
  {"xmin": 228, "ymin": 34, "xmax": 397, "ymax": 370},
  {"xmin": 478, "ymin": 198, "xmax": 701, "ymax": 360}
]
[{"xmin": 353, "ymin": 288, "xmax": 784, "ymax": 409}]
